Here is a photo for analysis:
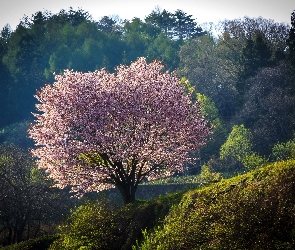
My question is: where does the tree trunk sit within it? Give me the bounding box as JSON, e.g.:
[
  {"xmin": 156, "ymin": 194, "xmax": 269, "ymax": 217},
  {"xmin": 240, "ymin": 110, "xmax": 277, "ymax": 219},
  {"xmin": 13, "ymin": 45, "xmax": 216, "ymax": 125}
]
[
  {"xmin": 117, "ymin": 183, "xmax": 137, "ymax": 205},
  {"xmin": 7, "ymin": 227, "xmax": 12, "ymax": 246}
]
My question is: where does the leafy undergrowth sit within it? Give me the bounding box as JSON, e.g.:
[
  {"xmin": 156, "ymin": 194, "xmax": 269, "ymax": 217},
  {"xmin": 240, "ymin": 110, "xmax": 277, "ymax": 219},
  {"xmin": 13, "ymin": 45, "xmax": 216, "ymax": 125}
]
[
  {"xmin": 3, "ymin": 160, "xmax": 295, "ymax": 250},
  {"xmin": 135, "ymin": 160, "xmax": 295, "ymax": 249},
  {"xmin": 48, "ymin": 192, "xmax": 184, "ymax": 250}
]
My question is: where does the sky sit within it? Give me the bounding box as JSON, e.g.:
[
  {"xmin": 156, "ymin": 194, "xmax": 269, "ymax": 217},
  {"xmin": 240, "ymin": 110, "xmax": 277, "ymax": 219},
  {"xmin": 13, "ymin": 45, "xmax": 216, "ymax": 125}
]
[{"xmin": 0, "ymin": 0, "xmax": 294, "ymax": 31}]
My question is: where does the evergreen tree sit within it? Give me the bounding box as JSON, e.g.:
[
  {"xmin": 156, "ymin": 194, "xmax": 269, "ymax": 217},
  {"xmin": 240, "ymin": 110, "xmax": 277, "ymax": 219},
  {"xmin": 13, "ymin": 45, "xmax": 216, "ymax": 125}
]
[
  {"xmin": 237, "ymin": 32, "xmax": 273, "ymax": 96},
  {"xmin": 145, "ymin": 8, "xmax": 174, "ymax": 37},
  {"xmin": 173, "ymin": 9, "xmax": 204, "ymax": 40}
]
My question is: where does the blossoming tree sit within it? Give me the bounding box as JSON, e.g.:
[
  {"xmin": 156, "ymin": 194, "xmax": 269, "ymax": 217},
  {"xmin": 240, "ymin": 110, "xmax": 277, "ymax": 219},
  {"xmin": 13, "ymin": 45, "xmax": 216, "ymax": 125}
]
[{"xmin": 29, "ymin": 57, "xmax": 211, "ymax": 204}]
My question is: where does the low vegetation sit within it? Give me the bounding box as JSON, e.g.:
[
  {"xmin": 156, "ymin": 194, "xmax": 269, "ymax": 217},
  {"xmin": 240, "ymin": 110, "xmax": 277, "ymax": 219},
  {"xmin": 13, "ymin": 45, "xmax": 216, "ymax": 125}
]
[
  {"xmin": 3, "ymin": 159, "xmax": 294, "ymax": 249},
  {"xmin": 49, "ymin": 193, "xmax": 183, "ymax": 250},
  {"xmin": 136, "ymin": 160, "xmax": 295, "ymax": 249}
]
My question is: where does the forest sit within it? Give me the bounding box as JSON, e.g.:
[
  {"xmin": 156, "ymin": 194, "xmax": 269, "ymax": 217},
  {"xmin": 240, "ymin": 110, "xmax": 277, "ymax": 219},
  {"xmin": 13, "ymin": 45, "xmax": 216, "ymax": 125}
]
[{"xmin": 0, "ymin": 6, "xmax": 295, "ymax": 249}]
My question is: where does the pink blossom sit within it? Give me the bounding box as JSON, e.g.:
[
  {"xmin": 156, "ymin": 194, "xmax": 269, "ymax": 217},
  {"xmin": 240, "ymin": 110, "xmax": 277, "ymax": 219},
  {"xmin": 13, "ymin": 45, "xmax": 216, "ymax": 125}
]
[{"xmin": 29, "ymin": 57, "xmax": 211, "ymax": 204}]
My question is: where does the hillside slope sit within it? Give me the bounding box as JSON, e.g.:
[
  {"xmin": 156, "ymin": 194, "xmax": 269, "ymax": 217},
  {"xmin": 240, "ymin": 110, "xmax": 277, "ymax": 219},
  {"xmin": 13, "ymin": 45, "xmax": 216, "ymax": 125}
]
[{"xmin": 137, "ymin": 160, "xmax": 295, "ymax": 249}]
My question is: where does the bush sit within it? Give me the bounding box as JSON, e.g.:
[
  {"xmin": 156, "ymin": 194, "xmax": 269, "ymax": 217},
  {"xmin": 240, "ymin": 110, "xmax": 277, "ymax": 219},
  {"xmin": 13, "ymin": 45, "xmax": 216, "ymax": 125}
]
[
  {"xmin": 272, "ymin": 136, "xmax": 295, "ymax": 161},
  {"xmin": 241, "ymin": 152, "xmax": 268, "ymax": 171},
  {"xmin": 220, "ymin": 124, "xmax": 267, "ymax": 172},
  {"xmin": 198, "ymin": 164, "xmax": 222, "ymax": 183},
  {"xmin": 50, "ymin": 193, "xmax": 182, "ymax": 250}
]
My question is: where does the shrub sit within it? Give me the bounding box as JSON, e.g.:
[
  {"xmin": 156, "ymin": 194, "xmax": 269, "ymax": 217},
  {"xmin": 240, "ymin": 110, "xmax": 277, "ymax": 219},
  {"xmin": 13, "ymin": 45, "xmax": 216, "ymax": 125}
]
[
  {"xmin": 220, "ymin": 124, "xmax": 267, "ymax": 172},
  {"xmin": 50, "ymin": 193, "xmax": 182, "ymax": 250},
  {"xmin": 272, "ymin": 135, "xmax": 295, "ymax": 161},
  {"xmin": 198, "ymin": 164, "xmax": 222, "ymax": 183}
]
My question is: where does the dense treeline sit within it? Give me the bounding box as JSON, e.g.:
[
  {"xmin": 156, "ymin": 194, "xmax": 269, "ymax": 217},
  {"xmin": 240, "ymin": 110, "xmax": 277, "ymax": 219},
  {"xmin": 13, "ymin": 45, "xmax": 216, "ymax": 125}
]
[
  {"xmin": 0, "ymin": 8, "xmax": 203, "ymax": 128},
  {"xmin": 0, "ymin": 6, "xmax": 295, "ymax": 247},
  {"xmin": 0, "ymin": 8, "xmax": 294, "ymax": 157}
]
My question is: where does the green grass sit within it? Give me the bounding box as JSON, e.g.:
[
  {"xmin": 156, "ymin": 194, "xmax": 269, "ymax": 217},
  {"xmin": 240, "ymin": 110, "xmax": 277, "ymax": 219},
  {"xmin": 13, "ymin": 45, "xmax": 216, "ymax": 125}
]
[{"xmin": 141, "ymin": 165, "xmax": 222, "ymax": 185}]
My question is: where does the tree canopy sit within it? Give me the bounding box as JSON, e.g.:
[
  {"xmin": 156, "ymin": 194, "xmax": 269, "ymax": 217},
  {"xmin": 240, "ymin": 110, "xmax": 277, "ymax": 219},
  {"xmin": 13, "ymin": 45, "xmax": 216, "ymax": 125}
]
[{"xmin": 29, "ymin": 57, "xmax": 211, "ymax": 204}]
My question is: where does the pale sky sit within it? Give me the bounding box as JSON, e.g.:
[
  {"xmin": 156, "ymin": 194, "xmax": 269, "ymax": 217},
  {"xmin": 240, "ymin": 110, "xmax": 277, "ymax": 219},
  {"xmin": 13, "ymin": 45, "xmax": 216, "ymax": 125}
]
[{"xmin": 0, "ymin": 0, "xmax": 294, "ymax": 31}]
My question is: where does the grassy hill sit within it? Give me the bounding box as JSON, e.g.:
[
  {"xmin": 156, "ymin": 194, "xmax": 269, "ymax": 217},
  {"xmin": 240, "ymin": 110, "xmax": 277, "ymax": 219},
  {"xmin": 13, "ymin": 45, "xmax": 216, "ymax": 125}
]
[
  {"xmin": 2, "ymin": 160, "xmax": 295, "ymax": 250},
  {"xmin": 136, "ymin": 160, "xmax": 295, "ymax": 249}
]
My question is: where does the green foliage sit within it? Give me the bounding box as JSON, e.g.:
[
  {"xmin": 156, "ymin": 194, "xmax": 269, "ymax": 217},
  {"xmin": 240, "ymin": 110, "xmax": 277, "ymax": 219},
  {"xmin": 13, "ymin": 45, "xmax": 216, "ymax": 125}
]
[
  {"xmin": 178, "ymin": 34, "xmax": 240, "ymax": 121},
  {"xmin": 220, "ymin": 124, "xmax": 253, "ymax": 161},
  {"xmin": 197, "ymin": 93, "xmax": 219, "ymax": 121},
  {"xmin": 272, "ymin": 135, "xmax": 295, "ymax": 161},
  {"xmin": 287, "ymin": 11, "xmax": 295, "ymax": 87},
  {"xmin": 49, "ymin": 200, "xmax": 115, "ymax": 250},
  {"xmin": 178, "ymin": 78, "xmax": 227, "ymax": 168},
  {"xmin": 198, "ymin": 165, "xmax": 222, "ymax": 183},
  {"xmin": 235, "ymin": 64, "xmax": 295, "ymax": 156},
  {"xmin": 136, "ymin": 160, "xmax": 295, "ymax": 249},
  {"xmin": 196, "ymin": 92, "xmax": 227, "ymax": 162},
  {"xmin": 241, "ymin": 152, "xmax": 268, "ymax": 171},
  {"xmin": 220, "ymin": 124, "xmax": 267, "ymax": 171},
  {"xmin": 50, "ymin": 194, "xmax": 183, "ymax": 250},
  {"xmin": 144, "ymin": 8, "xmax": 204, "ymax": 40},
  {"xmin": 239, "ymin": 32, "xmax": 273, "ymax": 87},
  {"xmin": 141, "ymin": 175, "xmax": 199, "ymax": 185},
  {"xmin": 146, "ymin": 33, "xmax": 179, "ymax": 69}
]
